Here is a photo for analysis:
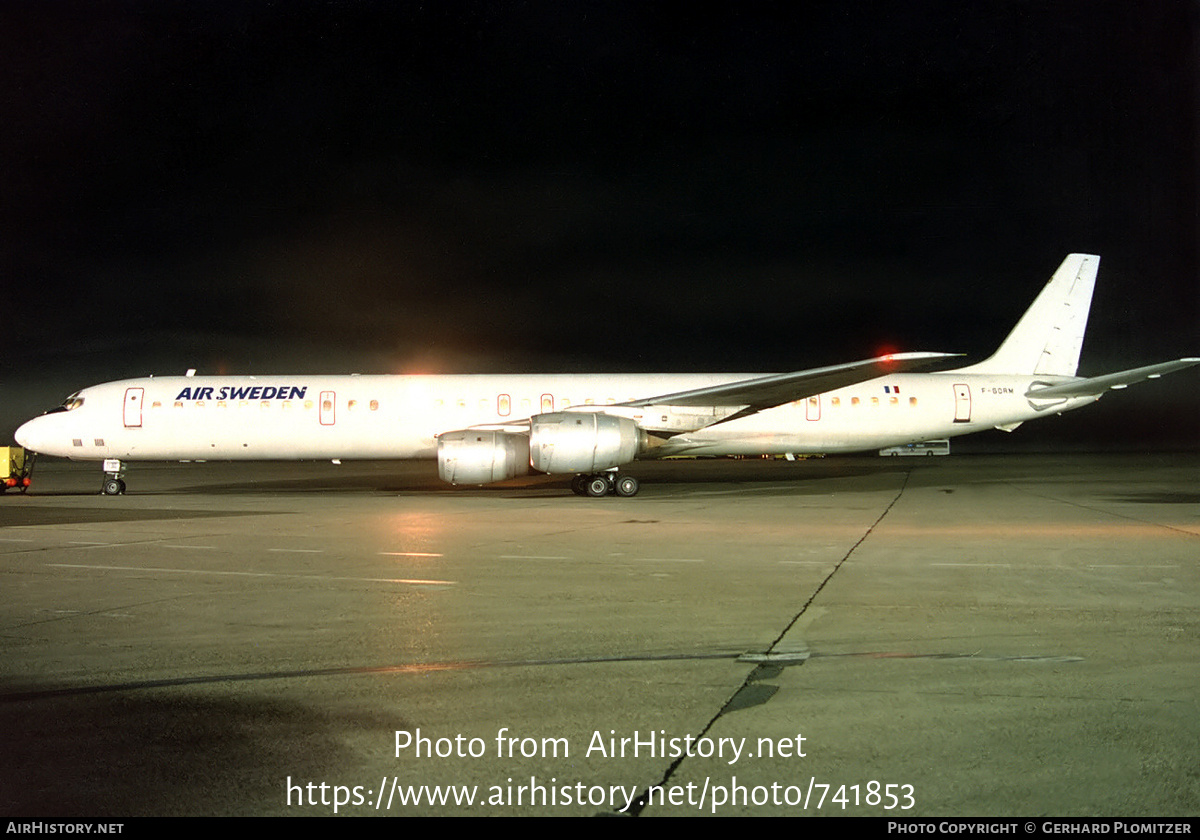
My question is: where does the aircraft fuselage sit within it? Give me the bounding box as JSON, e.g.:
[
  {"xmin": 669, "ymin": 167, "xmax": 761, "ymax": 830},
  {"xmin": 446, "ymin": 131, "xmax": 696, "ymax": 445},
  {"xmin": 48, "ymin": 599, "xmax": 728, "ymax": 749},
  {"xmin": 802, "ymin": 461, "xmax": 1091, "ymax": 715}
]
[{"xmin": 16, "ymin": 371, "xmax": 1097, "ymax": 463}]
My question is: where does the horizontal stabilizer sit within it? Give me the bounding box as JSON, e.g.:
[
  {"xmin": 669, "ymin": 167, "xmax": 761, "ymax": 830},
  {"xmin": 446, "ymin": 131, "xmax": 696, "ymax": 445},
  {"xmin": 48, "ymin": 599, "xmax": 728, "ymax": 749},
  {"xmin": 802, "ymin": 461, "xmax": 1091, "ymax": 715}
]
[
  {"xmin": 627, "ymin": 352, "xmax": 959, "ymax": 412},
  {"xmin": 1024, "ymin": 358, "xmax": 1200, "ymax": 399}
]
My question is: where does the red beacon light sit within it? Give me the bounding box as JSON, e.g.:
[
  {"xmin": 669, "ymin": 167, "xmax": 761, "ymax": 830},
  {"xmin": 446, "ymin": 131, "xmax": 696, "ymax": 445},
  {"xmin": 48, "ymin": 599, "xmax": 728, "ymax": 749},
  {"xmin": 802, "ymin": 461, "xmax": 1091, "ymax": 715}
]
[{"xmin": 875, "ymin": 346, "xmax": 901, "ymax": 365}]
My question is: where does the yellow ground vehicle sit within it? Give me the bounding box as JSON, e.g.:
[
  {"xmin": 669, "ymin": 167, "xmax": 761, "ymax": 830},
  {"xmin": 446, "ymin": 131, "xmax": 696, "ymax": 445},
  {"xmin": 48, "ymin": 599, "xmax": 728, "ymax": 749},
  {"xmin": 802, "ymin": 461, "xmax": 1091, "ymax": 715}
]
[{"xmin": 2, "ymin": 446, "xmax": 34, "ymax": 492}]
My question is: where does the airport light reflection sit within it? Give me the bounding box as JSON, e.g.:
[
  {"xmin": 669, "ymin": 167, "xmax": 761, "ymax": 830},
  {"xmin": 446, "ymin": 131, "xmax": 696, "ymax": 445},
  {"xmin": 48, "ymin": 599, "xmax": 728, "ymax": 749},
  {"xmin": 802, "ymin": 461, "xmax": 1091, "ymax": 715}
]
[{"xmin": 377, "ymin": 511, "xmax": 448, "ymax": 563}]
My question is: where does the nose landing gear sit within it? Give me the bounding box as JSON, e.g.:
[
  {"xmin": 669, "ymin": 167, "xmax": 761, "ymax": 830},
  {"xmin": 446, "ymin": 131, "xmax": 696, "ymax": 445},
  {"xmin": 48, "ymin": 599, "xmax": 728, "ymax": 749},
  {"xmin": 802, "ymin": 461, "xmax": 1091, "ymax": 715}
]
[{"xmin": 101, "ymin": 459, "xmax": 126, "ymax": 495}]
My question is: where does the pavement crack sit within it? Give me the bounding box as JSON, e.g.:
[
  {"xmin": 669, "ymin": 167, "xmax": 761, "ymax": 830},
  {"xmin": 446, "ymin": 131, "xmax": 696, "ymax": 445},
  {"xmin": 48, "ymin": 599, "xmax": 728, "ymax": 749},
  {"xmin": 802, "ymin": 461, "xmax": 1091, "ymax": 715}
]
[
  {"xmin": 621, "ymin": 469, "xmax": 913, "ymax": 817},
  {"xmin": 765, "ymin": 467, "xmax": 912, "ymax": 653}
]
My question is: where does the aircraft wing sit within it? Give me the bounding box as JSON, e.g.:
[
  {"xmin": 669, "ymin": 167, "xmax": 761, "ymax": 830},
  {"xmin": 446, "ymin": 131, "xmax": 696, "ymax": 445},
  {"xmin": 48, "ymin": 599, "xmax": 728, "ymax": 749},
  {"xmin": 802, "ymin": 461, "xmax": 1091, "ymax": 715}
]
[
  {"xmin": 464, "ymin": 421, "xmax": 531, "ymax": 433},
  {"xmin": 1024, "ymin": 358, "xmax": 1200, "ymax": 399},
  {"xmin": 624, "ymin": 352, "xmax": 959, "ymax": 413}
]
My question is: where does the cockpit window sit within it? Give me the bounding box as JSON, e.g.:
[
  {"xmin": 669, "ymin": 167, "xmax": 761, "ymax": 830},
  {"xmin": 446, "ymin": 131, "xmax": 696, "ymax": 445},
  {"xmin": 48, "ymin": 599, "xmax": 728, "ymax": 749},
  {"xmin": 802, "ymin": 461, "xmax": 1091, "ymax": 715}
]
[{"xmin": 62, "ymin": 393, "xmax": 84, "ymax": 411}]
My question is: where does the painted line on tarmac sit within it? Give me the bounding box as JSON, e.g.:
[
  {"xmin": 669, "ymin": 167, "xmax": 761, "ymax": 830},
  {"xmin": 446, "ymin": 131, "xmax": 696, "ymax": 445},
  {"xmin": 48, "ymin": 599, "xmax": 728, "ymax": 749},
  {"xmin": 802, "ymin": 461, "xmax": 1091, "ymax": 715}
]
[
  {"xmin": 628, "ymin": 557, "xmax": 705, "ymax": 563},
  {"xmin": 1088, "ymin": 563, "xmax": 1178, "ymax": 569},
  {"xmin": 47, "ymin": 563, "xmax": 455, "ymax": 586}
]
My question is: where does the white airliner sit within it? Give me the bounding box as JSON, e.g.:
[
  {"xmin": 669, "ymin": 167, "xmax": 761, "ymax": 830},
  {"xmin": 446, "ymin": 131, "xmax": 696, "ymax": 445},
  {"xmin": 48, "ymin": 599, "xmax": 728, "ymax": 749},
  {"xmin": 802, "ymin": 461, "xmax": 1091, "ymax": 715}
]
[{"xmin": 15, "ymin": 254, "xmax": 1198, "ymax": 497}]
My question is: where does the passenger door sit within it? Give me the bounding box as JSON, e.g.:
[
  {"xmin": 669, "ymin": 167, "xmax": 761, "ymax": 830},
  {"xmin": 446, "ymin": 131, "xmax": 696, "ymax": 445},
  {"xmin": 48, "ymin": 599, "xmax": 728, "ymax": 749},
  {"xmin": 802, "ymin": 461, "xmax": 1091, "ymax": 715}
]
[
  {"xmin": 953, "ymin": 384, "xmax": 971, "ymax": 423},
  {"xmin": 123, "ymin": 387, "xmax": 144, "ymax": 428}
]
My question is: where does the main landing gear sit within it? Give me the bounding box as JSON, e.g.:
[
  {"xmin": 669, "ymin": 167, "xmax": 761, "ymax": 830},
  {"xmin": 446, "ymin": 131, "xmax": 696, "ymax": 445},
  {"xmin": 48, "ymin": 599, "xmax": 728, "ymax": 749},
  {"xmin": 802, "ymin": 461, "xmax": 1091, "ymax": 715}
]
[
  {"xmin": 570, "ymin": 471, "xmax": 640, "ymax": 498},
  {"xmin": 101, "ymin": 459, "xmax": 126, "ymax": 496}
]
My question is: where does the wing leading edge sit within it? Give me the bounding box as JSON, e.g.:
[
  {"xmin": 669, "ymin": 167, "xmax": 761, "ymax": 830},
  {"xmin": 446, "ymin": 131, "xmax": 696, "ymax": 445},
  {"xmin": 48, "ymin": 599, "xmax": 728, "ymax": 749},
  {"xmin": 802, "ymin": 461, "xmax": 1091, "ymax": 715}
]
[{"xmin": 623, "ymin": 352, "xmax": 959, "ymax": 421}]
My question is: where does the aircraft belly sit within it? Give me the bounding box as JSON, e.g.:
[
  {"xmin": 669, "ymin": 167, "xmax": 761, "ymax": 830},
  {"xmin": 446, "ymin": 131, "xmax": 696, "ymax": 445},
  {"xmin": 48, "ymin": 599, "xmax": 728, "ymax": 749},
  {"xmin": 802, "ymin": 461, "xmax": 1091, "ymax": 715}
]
[{"xmin": 91, "ymin": 411, "xmax": 435, "ymax": 461}]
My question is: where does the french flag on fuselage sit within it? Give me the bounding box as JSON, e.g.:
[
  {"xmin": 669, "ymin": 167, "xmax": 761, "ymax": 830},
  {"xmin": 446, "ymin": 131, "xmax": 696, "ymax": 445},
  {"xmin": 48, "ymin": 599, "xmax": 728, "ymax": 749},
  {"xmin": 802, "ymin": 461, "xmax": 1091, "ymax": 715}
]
[{"xmin": 884, "ymin": 385, "xmax": 900, "ymax": 393}]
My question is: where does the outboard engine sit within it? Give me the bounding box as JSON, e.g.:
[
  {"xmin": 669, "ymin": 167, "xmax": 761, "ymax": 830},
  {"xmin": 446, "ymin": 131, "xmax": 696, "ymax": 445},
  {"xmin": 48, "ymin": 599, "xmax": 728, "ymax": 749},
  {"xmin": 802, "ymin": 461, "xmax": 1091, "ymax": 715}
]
[{"xmin": 528, "ymin": 412, "xmax": 645, "ymax": 474}]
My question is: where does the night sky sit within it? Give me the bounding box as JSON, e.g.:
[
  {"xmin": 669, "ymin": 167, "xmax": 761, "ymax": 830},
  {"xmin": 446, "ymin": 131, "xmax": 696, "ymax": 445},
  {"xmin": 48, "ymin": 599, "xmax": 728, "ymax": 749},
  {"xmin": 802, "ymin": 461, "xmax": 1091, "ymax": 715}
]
[{"xmin": 3, "ymin": 2, "xmax": 1197, "ymax": 448}]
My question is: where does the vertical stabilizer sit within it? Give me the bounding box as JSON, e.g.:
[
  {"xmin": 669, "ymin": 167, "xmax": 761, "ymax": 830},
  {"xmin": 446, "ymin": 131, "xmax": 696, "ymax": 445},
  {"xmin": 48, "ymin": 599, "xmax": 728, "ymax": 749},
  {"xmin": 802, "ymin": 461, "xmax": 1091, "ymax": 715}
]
[{"xmin": 957, "ymin": 254, "xmax": 1099, "ymax": 376}]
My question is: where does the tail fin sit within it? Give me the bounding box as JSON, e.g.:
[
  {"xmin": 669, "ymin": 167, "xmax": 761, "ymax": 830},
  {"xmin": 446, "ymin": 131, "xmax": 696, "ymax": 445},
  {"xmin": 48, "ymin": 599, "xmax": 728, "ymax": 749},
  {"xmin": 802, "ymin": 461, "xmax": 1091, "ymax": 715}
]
[{"xmin": 958, "ymin": 254, "xmax": 1100, "ymax": 376}]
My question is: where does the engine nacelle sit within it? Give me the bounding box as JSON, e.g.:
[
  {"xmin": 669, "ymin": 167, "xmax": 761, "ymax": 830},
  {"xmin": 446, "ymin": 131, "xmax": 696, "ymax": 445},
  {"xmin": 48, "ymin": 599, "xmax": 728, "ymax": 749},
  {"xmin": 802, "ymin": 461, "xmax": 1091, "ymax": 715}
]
[
  {"xmin": 437, "ymin": 430, "xmax": 531, "ymax": 485},
  {"xmin": 529, "ymin": 412, "xmax": 645, "ymax": 474}
]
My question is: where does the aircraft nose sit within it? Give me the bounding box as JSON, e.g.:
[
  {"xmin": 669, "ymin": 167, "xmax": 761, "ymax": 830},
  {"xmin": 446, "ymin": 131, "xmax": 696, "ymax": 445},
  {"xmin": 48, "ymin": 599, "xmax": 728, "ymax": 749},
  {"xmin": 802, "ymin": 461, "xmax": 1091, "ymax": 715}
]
[{"xmin": 15, "ymin": 416, "xmax": 47, "ymax": 453}]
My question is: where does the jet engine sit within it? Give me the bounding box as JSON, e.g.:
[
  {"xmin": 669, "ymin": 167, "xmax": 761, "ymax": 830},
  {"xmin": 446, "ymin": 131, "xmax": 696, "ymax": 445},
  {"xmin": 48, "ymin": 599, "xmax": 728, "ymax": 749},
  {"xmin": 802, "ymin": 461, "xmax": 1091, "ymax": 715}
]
[
  {"xmin": 528, "ymin": 412, "xmax": 646, "ymax": 474},
  {"xmin": 437, "ymin": 430, "xmax": 531, "ymax": 485}
]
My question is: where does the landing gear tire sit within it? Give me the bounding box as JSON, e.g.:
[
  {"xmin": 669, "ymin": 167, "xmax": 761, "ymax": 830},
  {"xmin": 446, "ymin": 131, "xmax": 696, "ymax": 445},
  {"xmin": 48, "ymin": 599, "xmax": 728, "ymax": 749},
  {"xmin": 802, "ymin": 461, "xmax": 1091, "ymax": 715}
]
[
  {"xmin": 102, "ymin": 478, "xmax": 126, "ymax": 496},
  {"xmin": 572, "ymin": 472, "xmax": 640, "ymax": 498},
  {"xmin": 585, "ymin": 475, "xmax": 611, "ymax": 498}
]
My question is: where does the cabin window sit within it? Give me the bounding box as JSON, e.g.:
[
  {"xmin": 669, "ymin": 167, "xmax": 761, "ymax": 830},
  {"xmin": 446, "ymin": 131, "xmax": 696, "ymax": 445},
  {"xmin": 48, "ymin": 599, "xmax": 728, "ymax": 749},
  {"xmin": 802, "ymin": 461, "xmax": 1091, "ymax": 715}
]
[
  {"xmin": 850, "ymin": 397, "xmax": 860, "ymax": 406},
  {"xmin": 152, "ymin": 401, "xmax": 162, "ymax": 409},
  {"xmin": 304, "ymin": 400, "xmax": 313, "ymax": 410},
  {"xmin": 909, "ymin": 397, "xmax": 918, "ymax": 406},
  {"xmin": 871, "ymin": 397, "xmax": 879, "ymax": 406},
  {"xmin": 281, "ymin": 400, "xmax": 291, "ymax": 410},
  {"xmin": 217, "ymin": 400, "xmax": 226, "ymax": 409},
  {"xmin": 370, "ymin": 400, "xmax": 379, "ymax": 411},
  {"xmin": 889, "ymin": 397, "xmax": 899, "ymax": 406},
  {"xmin": 174, "ymin": 401, "xmax": 183, "ymax": 409},
  {"xmin": 196, "ymin": 400, "xmax": 205, "ymax": 408},
  {"xmin": 830, "ymin": 397, "xmax": 840, "ymax": 407},
  {"xmin": 540, "ymin": 394, "xmax": 553, "ymax": 412},
  {"xmin": 348, "ymin": 399, "xmax": 357, "ymax": 411},
  {"xmin": 498, "ymin": 394, "xmax": 511, "ymax": 416}
]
